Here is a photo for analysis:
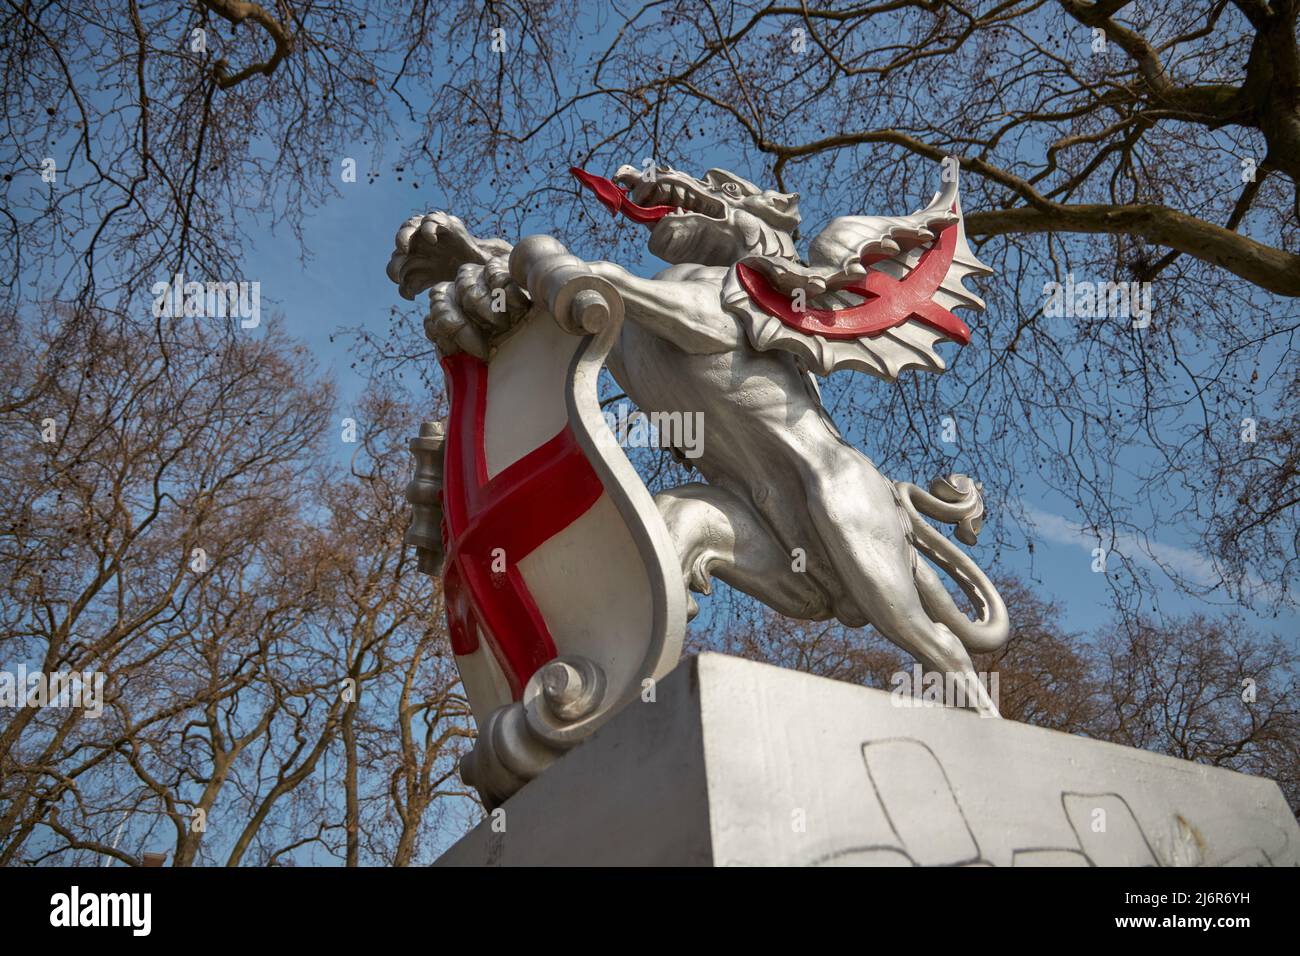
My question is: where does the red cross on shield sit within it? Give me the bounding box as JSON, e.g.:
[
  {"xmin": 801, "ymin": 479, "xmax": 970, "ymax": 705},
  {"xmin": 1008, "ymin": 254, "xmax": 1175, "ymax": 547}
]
[{"xmin": 436, "ymin": 299, "xmax": 687, "ymax": 725}]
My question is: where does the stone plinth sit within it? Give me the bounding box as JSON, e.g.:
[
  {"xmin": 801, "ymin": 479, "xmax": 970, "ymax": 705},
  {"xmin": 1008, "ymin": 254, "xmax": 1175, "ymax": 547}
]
[{"xmin": 435, "ymin": 653, "xmax": 1298, "ymax": 866}]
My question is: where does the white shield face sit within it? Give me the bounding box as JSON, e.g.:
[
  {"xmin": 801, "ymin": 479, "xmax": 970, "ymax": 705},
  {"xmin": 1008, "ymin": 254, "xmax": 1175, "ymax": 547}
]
[{"xmin": 439, "ymin": 305, "xmax": 686, "ymax": 731}]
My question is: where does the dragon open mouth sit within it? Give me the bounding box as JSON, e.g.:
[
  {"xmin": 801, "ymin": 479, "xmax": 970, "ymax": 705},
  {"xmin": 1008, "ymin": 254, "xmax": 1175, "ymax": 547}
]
[{"xmin": 571, "ymin": 167, "xmax": 725, "ymax": 225}]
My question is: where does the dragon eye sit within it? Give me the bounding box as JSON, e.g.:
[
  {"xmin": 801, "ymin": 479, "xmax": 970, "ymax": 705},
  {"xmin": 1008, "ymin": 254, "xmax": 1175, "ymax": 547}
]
[{"xmin": 721, "ymin": 182, "xmax": 741, "ymax": 197}]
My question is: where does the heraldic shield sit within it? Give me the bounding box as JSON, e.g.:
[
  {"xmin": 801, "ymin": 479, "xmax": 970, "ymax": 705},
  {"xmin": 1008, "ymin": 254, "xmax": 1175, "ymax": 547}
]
[{"xmin": 407, "ymin": 236, "xmax": 688, "ymax": 807}]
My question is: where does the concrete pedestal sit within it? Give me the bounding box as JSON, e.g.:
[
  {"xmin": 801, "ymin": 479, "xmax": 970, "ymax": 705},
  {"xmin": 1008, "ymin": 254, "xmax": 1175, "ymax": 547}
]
[{"xmin": 435, "ymin": 653, "xmax": 1298, "ymax": 866}]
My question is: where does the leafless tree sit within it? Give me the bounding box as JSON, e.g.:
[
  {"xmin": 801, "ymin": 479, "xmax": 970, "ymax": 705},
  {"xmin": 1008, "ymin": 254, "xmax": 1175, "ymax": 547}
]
[
  {"xmin": 8, "ymin": 2, "xmax": 1296, "ymax": 605},
  {"xmin": 4, "ymin": 1, "xmax": 1298, "ymax": 860},
  {"xmin": 1097, "ymin": 613, "xmax": 1300, "ymax": 812},
  {"xmin": 381, "ymin": 1, "xmax": 1300, "ymax": 615},
  {"xmin": 0, "ymin": 309, "xmax": 472, "ymax": 866}
]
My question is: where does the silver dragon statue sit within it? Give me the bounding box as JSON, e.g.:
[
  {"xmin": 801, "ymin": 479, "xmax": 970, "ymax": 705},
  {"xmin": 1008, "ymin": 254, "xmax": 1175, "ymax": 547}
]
[{"xmin": 387, "ymin": 160, "xmax": 1010, "ymax": 805}]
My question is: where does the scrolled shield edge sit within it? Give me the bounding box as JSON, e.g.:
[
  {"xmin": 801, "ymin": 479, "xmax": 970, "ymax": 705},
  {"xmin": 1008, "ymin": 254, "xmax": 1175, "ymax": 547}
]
[{"xmin": 433, "ymin": 237, "xmax": 687, "ymax": 807}]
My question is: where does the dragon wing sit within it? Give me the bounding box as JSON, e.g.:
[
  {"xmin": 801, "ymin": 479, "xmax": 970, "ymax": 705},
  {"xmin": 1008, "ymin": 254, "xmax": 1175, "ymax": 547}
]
[{"xmin": 720, "ymin": 172, "xmax": 992, "ymax": 381}]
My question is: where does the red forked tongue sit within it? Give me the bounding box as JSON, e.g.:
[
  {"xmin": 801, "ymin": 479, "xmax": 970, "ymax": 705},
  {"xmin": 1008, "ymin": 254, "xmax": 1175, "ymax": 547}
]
[{"xmin": 569, "ymin": 167, "xmax": 673, "ymax": 224}]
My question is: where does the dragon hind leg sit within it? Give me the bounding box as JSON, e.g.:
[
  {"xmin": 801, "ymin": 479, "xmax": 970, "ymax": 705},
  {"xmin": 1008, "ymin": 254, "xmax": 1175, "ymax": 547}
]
[
  {"xmin": 655, "ymin": 482, "xmax": 833, "ymax": 622},
  {"xmin": 806, "ymin": 455, "xmax": 1001, "ymax": 717}
]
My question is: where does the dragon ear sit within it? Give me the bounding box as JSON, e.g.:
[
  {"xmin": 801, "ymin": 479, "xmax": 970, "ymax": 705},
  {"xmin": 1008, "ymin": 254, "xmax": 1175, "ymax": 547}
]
[{"xmin": 762, "ymin": 190, "xmax": 801, "ymax": 229}]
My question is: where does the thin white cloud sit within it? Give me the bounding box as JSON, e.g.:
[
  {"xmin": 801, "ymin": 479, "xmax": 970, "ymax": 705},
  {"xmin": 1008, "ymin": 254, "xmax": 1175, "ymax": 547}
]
[
  {"xmin": 1021, "ymin": 503, "xmax": 1293, "ymax": 605},
  {"xmin": 1021, "ymin": 503, "xmax": 1220, "ymax": 587}
]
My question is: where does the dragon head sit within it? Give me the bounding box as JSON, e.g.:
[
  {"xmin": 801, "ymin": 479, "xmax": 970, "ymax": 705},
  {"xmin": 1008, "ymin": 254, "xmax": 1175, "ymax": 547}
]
[{"xmin": 572, "ymin": 164, "xmax": 800, "ymax": 266}]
